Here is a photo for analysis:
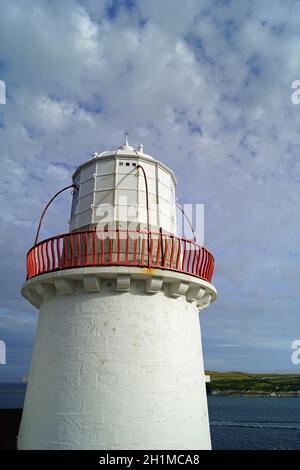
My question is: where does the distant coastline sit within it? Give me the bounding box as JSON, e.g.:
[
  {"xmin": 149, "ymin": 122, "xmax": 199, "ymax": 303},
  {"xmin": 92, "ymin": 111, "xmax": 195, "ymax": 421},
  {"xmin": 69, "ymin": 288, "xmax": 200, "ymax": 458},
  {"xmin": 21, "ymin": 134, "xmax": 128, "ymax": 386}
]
[{"xmin": 206, "ymin": 371, "xmax": 300, "ymax": 397}]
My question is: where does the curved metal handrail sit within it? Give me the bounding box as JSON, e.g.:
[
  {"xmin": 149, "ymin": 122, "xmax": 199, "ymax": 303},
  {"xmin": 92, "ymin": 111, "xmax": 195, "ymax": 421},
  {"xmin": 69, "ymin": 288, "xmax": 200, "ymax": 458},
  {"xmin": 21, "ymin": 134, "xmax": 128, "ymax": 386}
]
[
  {"xmin": 34, "ymin": 184, "xmax": 77, "ymax": 245},
  {"xmin": 26, "ymin": 229, "xmax": 215, "ymax": 283}
]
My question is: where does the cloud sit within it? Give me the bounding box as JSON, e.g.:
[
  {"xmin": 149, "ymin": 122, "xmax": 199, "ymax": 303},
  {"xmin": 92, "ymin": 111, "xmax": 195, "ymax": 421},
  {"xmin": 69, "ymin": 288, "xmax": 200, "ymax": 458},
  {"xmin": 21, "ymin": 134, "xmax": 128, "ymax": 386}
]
[{"xmin": 0, "ymin": 0, "xmax": 300, "ymax": 380}]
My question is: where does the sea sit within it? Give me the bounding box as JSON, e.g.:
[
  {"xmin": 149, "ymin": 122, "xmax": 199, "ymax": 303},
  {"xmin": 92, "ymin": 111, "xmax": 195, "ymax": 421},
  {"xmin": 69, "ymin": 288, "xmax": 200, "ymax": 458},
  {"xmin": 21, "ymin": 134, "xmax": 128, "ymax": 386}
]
[
  {"xmin": 208, "ymin": 395, "xmax": 300, "ymax": 450},
  {"xmin": 1, "ymin": 383, "xmax": 300, "ymax": 450}
]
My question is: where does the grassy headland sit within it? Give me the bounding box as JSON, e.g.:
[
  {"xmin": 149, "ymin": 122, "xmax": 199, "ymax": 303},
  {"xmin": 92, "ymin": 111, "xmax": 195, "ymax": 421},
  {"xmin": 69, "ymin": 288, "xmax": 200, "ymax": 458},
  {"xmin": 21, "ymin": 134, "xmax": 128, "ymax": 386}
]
[{"xmin": 205, "ymin": 371, "xmax": 300, "ymax": 396}]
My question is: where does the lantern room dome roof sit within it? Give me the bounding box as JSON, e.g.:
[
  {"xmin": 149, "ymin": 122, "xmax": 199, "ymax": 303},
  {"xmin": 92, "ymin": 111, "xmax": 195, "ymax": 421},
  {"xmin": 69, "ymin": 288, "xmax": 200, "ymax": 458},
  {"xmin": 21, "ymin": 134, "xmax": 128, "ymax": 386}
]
[
  {"xmin": 73, "ymin": 132, "xmax": 177, "ymax": 184},
  {"xmin": 92, "ymin": 132, "xmax": 154, "ymax": 160}
]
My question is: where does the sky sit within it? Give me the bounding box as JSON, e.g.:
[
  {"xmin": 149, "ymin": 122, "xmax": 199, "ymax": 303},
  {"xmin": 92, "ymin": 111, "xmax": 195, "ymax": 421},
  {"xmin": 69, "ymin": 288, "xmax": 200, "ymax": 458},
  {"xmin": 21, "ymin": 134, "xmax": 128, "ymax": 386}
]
[{"xmin": 0, "ymin": 0, "xmax": 300, "ymax": 381}]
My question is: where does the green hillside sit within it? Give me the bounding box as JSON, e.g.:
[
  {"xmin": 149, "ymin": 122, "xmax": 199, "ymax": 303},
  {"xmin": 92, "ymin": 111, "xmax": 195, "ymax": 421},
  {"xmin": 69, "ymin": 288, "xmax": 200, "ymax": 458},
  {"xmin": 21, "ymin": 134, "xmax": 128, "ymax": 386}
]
[{"xmin": 205, "ymin": 371, "xmax": 300, "ymax": 396}]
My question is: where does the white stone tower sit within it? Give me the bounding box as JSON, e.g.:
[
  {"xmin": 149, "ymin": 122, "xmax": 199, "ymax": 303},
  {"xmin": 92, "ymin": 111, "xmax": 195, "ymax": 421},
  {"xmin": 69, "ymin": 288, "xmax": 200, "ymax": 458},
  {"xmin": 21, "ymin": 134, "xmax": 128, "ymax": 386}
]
[{"xmin": 18, "ymin": 135, "xmax": 217, "ymax": 450}]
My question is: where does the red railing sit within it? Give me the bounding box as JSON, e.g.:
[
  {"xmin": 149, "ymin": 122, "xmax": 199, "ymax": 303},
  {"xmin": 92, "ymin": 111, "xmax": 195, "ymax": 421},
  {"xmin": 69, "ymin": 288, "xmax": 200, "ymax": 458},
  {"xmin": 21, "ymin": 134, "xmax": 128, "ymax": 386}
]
[{"xmin": 26, "ymin": 229, "xmax": 214, "ymax": 283}]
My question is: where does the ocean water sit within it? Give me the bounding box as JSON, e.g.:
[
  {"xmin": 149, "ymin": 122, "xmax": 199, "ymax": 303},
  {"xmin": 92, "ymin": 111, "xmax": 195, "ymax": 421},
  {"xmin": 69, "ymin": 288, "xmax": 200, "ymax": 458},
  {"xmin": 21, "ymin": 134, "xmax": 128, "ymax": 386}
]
[
  {"xmin": 0, "ymin": 383, "xmax": 26, "ymax": 409},
  {"xmin": 208, "ymin": 396, "xmax": 300, "ymax": 450},
  {"xmin": 1, "ymin": 384, "xmax": 300, "ymax": 450}
]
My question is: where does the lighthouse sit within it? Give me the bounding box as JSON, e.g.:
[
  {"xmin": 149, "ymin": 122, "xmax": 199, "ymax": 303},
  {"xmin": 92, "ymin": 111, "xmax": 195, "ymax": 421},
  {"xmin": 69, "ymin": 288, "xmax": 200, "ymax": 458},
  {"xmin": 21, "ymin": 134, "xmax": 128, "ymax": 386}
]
[{"xmin": 18, "ymin": 135, "xmax": 217, "ymax": 450}]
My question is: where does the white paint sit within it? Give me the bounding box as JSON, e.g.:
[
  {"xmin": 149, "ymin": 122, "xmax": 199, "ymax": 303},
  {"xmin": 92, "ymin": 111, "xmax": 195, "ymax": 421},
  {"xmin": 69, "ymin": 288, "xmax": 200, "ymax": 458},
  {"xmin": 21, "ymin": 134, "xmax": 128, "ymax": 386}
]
[
  {"xmin": 21, "ymin": 265, "xmax": 217, "ymax": 310},
  {"xmin": 20, "ymin": 139, "xmax": 216, "ymax": 450},
  {"xmin": 18, "ymin": 279, "xmax": 211, "ymax": 450},
  {"xmin": 69, "ymin": 141, "xmax": 177, "ymax": 234}
]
